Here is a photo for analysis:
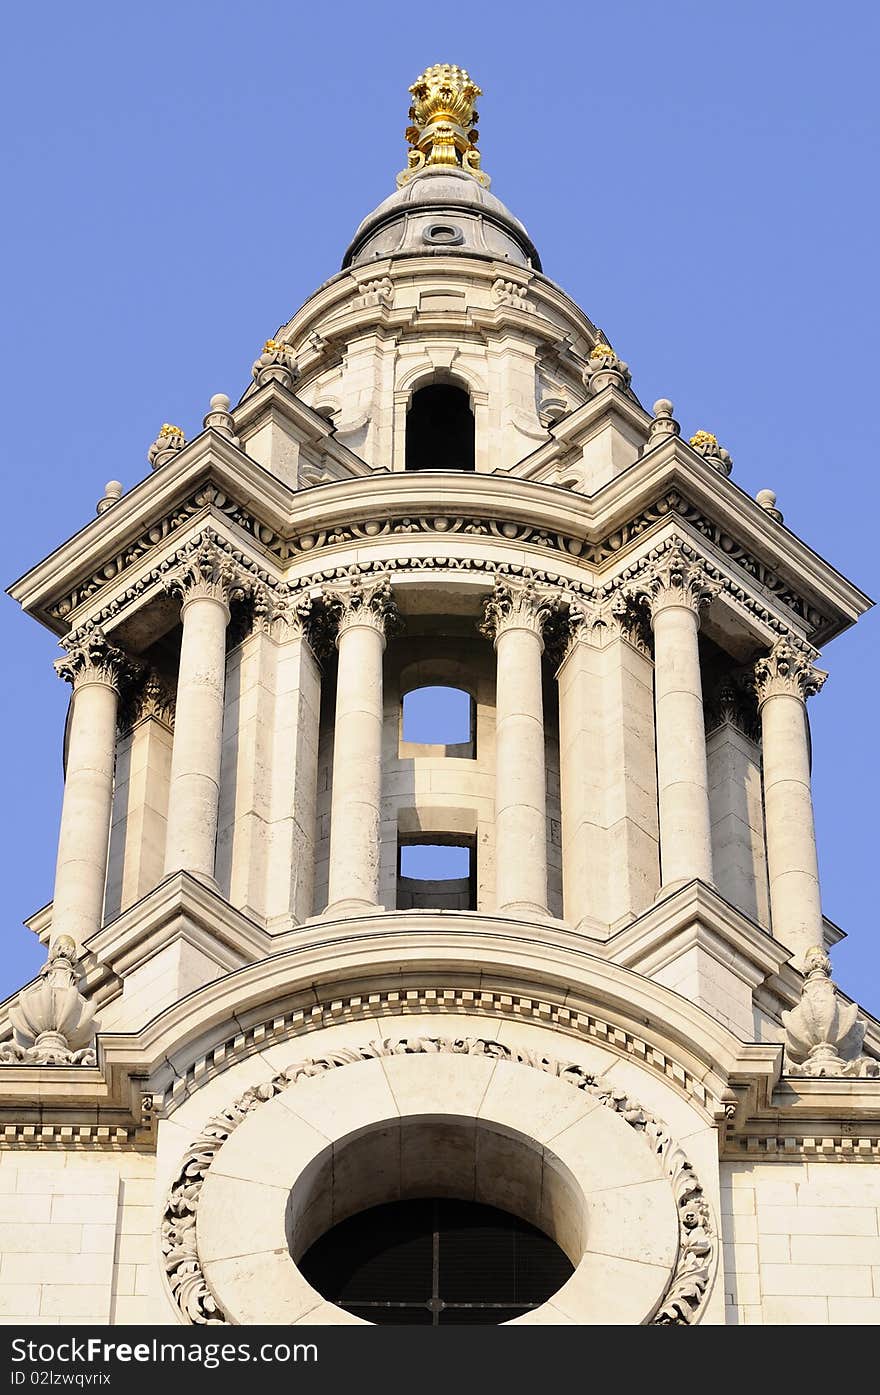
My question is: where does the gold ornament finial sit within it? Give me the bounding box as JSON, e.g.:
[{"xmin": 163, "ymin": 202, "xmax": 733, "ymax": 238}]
[
  {"xmin": 397, "ymin": 64, "xmax": 489, "ymax": 189},
  {"xmin": 689, "ymin": 430, "xmax": 719, "ymax": 449}
]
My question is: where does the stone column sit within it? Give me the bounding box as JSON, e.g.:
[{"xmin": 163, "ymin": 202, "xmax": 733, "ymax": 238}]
[
  {"xmin": 557, "ymin": 599, "xmax": 660, "ymax": 932},
  {"xmin": 641, "ymin": 543, "xmax": 719, "ymax": 894},
  {"xmin": 754, "ymin": 640, "xmax": 827, "ymax": 967},
  {"xmin": 325, "ymin": 575, "xmax": 399, "ymax": 913},
  {"xmin": 482, "ymin": 575, "xmax": 556, "ymax": 918},
  {"xmin": 53, "ymin": 630, "xmax": 131, "ymax": 948},
  {"xmin": 163, "ymin": 539, "xmax": 247, "ymax": 882}
]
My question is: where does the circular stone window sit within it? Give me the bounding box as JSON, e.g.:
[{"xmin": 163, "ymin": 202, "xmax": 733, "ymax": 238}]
[
  {"xmin": 175, "ymin": 1044, "xmax": 713, "ymax": 1325},
  {"xmin": 422, "ymin": 223, "xmax": 464, "ymax": 247},
  {"xmin": 300, "ymin": 1197, "xmax": 574, "ymax": 1325}
]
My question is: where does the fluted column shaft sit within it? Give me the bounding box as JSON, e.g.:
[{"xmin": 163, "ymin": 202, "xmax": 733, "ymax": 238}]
[
  {"xmin": 53, "ymin": 632, "xmax": 130, "ymax": 948},
  {"xmin": 163, "ymin": 541, "xmax": 245, "ymax": 881},
  {"xmin": 482, "ymin": 576, "xmax": 555, "ymax": 917},
  {"xmin": 643, "ymin": 544, "xmax": 718, "ymax": 893},
  {"xmin": 325, "ymin": 577, "xmax": 398, "ymax": 912},
  {"xmin": 755, "ymin": 641, "xmax": 827, "ymax": 967}
]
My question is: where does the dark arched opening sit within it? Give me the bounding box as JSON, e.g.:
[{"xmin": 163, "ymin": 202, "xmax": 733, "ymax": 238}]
[
  {"xmin": 300, "ymin": 1197, "xmax": 573, "ymax": 1325},
  {"xmin": 405, "ymin": 383, "xmax": 475, "ymax": 471}
]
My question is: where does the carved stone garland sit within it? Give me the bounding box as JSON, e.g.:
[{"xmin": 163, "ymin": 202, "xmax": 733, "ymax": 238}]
[{"xmin": 162, "ymin": 1036, "xmax": 715, "ymax": 1327}]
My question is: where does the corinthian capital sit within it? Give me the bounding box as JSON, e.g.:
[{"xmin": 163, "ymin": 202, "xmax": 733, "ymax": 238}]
[
  {"xmin": 479, "ymin": 572, "xmax": 563, "ymax": 648},
  {"xmin": 54, "ymin": 628, "xmax": 134, "ymax": 693},
  {"xmin": 564, "ymin": 592, "xmax": 649, "ymax": 659},
  {"xmin": 253, "ymin": 584, "xmax": 337, "ymax": 659},
  {"xmin": 323, "ymin": 571, "xmax": 401, "ymax": 643},
  {"xmin": 753, "ymin": 639, "xmax": 828, "ymax": 706},
  {"xmin": 637, "ymin": 541, "xmax": 721, "ymax": 620},
  {"xmin": 163, "ymin": 538, "xmax": 250, "ymax": 613}
]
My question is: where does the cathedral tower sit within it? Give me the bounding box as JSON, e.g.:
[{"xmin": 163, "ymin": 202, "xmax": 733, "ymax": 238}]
[{"xmin": 1, "ymin": 65, "xmax": 878, "ymax": 1328}]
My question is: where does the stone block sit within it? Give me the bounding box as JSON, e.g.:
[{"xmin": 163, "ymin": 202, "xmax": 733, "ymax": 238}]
[
  {"xmin": 762, "ymin": 1295, "xmax": 829, "ymax": 1324},
  {"xmin": 789, "ymin": 1234, "xmax": 880, "ymax": 1266},
  {"xmin": 0, "ymin": 1285, "xmax": 40, "ymax": 1316},
  {"xmin": 0, "ymin": 1224, "xmax": 82, "ymax": 1254},
  {"xmin": 757, "ymin": 1205, "xmax": 877, "ymax": 1236},
  {"xmin": 828, "ymin": 1296, "xmax": 880, "ymax": 1323},
  {"xmin": 15, "ymin": 1169, "xmax": 118, "ymax": 1195},
  {"xmin": 723, "ymin": 1272, "xmax": 760, "ymax": 1305},
  {"xmin": 50, "ymin": 1194, "xmax": 118, "ymax": 1224},
  {"xmin": 761, "ymin": 1264, "xmax": 872, "ymax": 1296}
]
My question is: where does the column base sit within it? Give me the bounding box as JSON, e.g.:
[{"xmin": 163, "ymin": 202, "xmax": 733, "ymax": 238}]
[
  {"xmin": 497, "ymin": 900, "xmax": 552, "ymax": 921},
  {"xmin": 320, "ymin": 898, "xmax": 385, "ymax": 919}
]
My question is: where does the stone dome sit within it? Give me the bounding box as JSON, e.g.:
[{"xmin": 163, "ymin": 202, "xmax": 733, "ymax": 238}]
[{"xmin": 342, "ymin": 166, "xmax": 542, "ymax": 271}]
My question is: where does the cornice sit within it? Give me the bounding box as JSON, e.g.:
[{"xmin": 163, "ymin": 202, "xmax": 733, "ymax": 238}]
[{"xmin": 10, "ymin": 443, "xmax": 869, "ymax": 647}]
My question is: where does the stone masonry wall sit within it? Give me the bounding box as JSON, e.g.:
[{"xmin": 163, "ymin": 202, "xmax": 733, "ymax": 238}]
[
  {"xmin": 721, "ymin": 1159, "xmax": 880, "ymax": 1323},
  {"xmin": 0, "ymin": 1151, "xmax": 163, "ymax": 1326}
]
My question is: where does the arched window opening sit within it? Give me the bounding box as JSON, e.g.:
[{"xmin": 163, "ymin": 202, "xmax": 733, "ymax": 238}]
[
  {"xmin": 397, "ymin": 836, "xmax": 476, "ymax": 911},
  {"xmin": 405, "ymin": 383, "xmax": 475, "ymax": 471},
  {"xmin": 401, "ymin": 685, "xmax": 474, "ymax": 755}
]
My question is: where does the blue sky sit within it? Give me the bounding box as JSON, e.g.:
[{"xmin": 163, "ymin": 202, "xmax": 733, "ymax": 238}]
[{"xmin": 1, "ymin": 3, "xmax": 878, "ymax": 1011}]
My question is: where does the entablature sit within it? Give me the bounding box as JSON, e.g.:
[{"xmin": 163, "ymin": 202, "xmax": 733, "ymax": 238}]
[{"xmin": 10, "ymin": 430, "xmax": 869, "ymax": 650}]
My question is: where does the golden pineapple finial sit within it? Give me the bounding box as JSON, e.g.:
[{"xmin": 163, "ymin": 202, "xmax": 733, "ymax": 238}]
[{"xmin": 397, "ymin": 64, "xmax": 490, "ymax": 189}]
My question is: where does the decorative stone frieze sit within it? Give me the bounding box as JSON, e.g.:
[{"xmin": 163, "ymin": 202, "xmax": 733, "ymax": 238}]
[
  {"xmin": 1, "ymin": 937, "xmax": 97, "ymax": 1066},
  {"xmin": 783, "ymin": 948, "xmax": 879, "ymax": 1078},
  {"xmin": 251, "ymin": 339, "xmax": 299, "ymax": 391},
  {"xmin": 148, "ymin": 423, "xmax": 186, "ymax": 470},
  {"xmin": 163, "ymin": 536, "xmax": 251, "ymax": 615},
  {"xmin": 479, "ymin": 570, "xmax": 563, "ymax": 646},
  {"xmin": 636, "ymin": 539, "xmax": 721, "ymax": 620},
  {"xmin": 753, "ymin": 638, "xmax": 828, "ymax": 706},
  {"xmin": 644, "ymin": 398, "xmax": 680, "ymax": 451},
  {"xmin": 688, "ymin": 430, "xmax": 733, "ymax": 476},
  {"xmin": 322, "ymin": 570, "xmax": 401, "ymax": 643},
  {"xmin": 582, "ymin": 342, "xmax": 632, "ymax": 395},
  {"xmin": 491, "ymin": 277, "xmax": 532, "ymax": 312},
  {"xmin": 45, "ymin": 481, "xmax": 832, "ymax": 639},
  {"xmin": 54, "ymin": 627, "xmax": 134, "ymax": 693},
  {"xmin": 162, "ymin": 1037, "xmax": 714, "ymax": 1327}
]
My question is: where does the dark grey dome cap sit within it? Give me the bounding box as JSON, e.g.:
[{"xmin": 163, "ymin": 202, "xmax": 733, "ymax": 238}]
[{"xmin": 342, "ymin": 167, "xmax": 542, "ymax": 272}]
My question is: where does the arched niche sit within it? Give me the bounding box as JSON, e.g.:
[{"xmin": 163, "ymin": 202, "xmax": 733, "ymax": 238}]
[{"xmin": 405, "ymin": 382, "xmax": 475, "ymax": 471}]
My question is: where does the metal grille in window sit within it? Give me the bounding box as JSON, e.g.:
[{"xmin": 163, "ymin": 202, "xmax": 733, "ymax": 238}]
[{"xmin": 299, "ymin": 1198, "xmax": 574, "ymax": 1325}]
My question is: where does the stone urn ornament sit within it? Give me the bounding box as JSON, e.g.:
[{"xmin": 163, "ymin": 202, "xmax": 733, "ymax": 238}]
[
  {"xmin": 148, "ymin": 422, "xmax": 186, "ymax": 470},
  {"xmin": 251, "ymin": 339, "xmax": 299, "ymax": 390},
  {"xmin": 782, "ymin": 947, "xmax": 878, "ymax": 1077},
  {"xmin": 688, "ymin": 429, "xmax": 733, "ymax": 477},
  {"xmin": 582, "ymin": 342, "xmax": 631, "ymax": 395},
  {"xmin": 2, "ymin": 936, "xmax": 98, "ymax": 1065}
]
